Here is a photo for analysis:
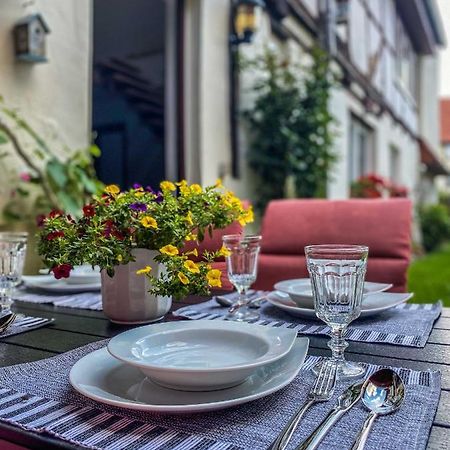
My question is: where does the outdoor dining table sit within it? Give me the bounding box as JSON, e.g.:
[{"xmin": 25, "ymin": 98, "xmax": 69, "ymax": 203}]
[{"xmin": 0, "ymin": 296, "xmax": 448, "ymax": 450}]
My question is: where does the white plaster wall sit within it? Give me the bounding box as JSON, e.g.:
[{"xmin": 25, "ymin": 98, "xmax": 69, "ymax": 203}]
[
  {"xmin": 188, "ymin": 0, "xmax": 422, "ymax": 207},
  {"xmin": 418, "ymin": 55, "xmax": 441, "ymax": 152},
  {"xmin": 0, "ymin": 0, "xmax": 92, "ymax": 148}
]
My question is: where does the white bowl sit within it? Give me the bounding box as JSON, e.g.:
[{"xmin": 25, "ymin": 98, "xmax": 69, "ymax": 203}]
[
  {"xmin": 107, "ymin": 320, "xmax": 297, "ymax": 391},
  {"xmin": 274, "ymin": 278, "xmax": 393, "ymax": 308}
]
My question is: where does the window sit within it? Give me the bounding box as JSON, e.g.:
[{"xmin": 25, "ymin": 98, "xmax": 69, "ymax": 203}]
[
  {"xmin": 389, "ymin": 145, "xmax": 401, "ymax": 182},
  {"xmin": 349, "ymin": 115, "xmax": 375, "ymax": 182},
  {"xmin": 395, "ymin": 17, "xmax": 416, "ymax": 97}
]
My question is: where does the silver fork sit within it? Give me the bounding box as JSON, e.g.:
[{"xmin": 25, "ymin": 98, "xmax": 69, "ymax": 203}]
[{"xmin": 268, "ymin": 360, "xmax": 337, "ymax": 450}]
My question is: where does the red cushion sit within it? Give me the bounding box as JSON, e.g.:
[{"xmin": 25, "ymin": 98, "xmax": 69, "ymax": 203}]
[
  {"xmin": 260, "ymin": 199, "xmax": 412, "ymax": 260},
  {"xmin": 183, "ymin": 200, "xmax": 250, "ymax": 262},
  {"xmin": 254, "ymin": 254, "xmax": 408, "ymax": 292}
]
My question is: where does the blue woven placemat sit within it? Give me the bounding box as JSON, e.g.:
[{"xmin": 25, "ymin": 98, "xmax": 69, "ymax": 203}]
[
  {"xmin": 0, "ymin": 340, "xmax": 441, "ymax": 450},
  {"xmin": 174, "ymin": 295, "xmax": 442, "ymax": 348}
]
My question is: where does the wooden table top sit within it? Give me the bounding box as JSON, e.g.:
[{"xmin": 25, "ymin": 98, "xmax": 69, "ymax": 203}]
[{"xmin": 0, "ymin": 297, "xmax": 448, "ymax": 450}]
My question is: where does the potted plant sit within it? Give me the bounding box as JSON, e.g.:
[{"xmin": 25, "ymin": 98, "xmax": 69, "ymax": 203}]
[
  {"xmin": 38, "ymin": 180, "xmax": 253, "ymax": 323},
  {"xmin": 350, "ymin": 173, "xmax": 408, "ymax": 199}
]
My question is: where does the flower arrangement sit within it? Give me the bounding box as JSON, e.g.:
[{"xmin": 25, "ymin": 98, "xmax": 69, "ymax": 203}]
[
  {"xmin": 350, "ymin": 173, "xmax": 408, "ymax": 199},
  {"xmin": 38, "ymin": 180, "xmax": 253, "ymax": 300}
]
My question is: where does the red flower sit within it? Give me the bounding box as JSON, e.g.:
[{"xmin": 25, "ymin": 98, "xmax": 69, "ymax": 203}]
[
  {"xmin": 51, "ymin": 264, "xmax": 72, "ymax": 279},
  {"xmin": 390, "ymin": 184, "xmax": 408, "ymax": 198},
  {"xmin": 83, "ymin": 204, "xmax": 95, "ymax": 217},
  {"xmin": 36, "ymin": 214, "xmax": 46, "ymax": 227},
  {"xmin": 49, "ymin": 210, "xmax": 63, "ymax": 219},
  {"xmin": 365, "ymin": 173, "xmax": 385, "ymax": 186},
  {"xmin": 46, "ymin": 231, "xmax": 65, "ymax": 241},
  {"xmin": 112, "ymin": 229, "xmax": 124, "ymax": 240}
]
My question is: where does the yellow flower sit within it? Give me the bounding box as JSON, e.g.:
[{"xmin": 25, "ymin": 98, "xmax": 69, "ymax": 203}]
[
  {"xmin": 190, "ymin": 183, "xmax": 202, "ymax": 194},
  {"xmin": 178, "ymin": 272, "xmax": 190, "ymax": 285},
  {"xmin": 207, "ymin": 269, "xmax": 222, "ymax": 288},
  {"xmin": 184, "ymin": 260, "xmax": 200, "ymax": 274},
  {"xmin": 160, "ymin": 180, "xmax": 176, "ymax": 191},
  {"xmin": 136, "ymin": 266, "xmax": 152, "ymax": 275},
  {"xmin": 160, "ymin": 244, "xmax": 179, "ymax": 256},
  {"xmin": 135, "ymin": 191, "xmax": 145, "ymax": 198},
  {"xmin": 177, "ymin": 180, "xmax": 190, "ymax": 195},
  {"xmin": 185, "ymin": 233, "xmax": 197, "ymax": 241},
  {"xmin": 184, "ymin": 248, "xmax": 198, "ymax": 257},
  {"xmin": 218, "ymin": 245, "xmax": 231, "ymax": 257},
  {"xmin": 214, "ymin": 178, "xmax": 223, "ymax": 188},
  {"xmin": 105, "ymin": 184, "xmax": 120, "ymax": 195},
  {"xmin": 185, "ymin": 211, "xmax": 194, "ymax": 226},
  {"xmin": 141, "ymin": 216, "xmax": 158, "ymax": 229},
  {"xmin": 117, "ymin": 254, "xmax": 123, "ymax": 262},
  {"xmin": 239, "ymin": 207, "xmax": 254, "ymax": 226}
]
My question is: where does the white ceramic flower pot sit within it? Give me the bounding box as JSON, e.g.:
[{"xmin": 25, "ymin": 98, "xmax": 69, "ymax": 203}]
[{"xmin": 101, "ymin": 249, "xmax": 172, "ymax": 324}]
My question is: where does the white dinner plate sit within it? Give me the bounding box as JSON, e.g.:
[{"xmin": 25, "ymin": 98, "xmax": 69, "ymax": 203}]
[
  {"xmin": 267, "ymin": 291, "xmax": 413, "ymax": 320},
  {"xmin": 22, "ymin": 275, "xmax": 101, "ymax": 293},
  {"xmin": 70, "ymin": 338, "xmax": 309, "ymax": 413},
  {"xmin": 274, "ymin": 279, "xmax": 393, "ymax": 308},
  {"xmin": 107, "ymin": 320, "xmax": 297, "ymax": 391},
  {"xmin": 39, "ymin": 265, "xmax": 101, "ymax": 285}
]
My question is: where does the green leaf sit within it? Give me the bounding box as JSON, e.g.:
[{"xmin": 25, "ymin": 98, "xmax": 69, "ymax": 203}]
[
  {"xmin": 89, "ymin": 144, "xmax": 101, "ymax": 157},
  {"xmin": 46, "ymin": 159, "xmax": 68, "ymax": 188},
  {"xmin": 16, "ymin": 187, "xmax": 30, "ymax": 197},
  {"xmin": 55, "ymin": 190, "xmax": 81, "ymax": 216},
  {"xmin": 0, "ymin": 131, "xmax": 8, "ymax": 145}
]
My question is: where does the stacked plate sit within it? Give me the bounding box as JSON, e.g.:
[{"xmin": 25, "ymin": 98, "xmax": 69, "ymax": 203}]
[
  {"xmin": 271, "ymin": 278, "xmax": 413, "ymax": 319},
  {"xmin": 70, "ymin": 320, "xmax": 309, "ymax": 412},
  {"xmin": 23, "ymin": 265, "xmax": 101, "ymax": 293}
]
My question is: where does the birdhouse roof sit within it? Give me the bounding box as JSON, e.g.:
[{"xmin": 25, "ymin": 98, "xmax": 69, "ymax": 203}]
[{"xmin": 15, "ymin": 13, "xmax": 50, "ymax": 33}]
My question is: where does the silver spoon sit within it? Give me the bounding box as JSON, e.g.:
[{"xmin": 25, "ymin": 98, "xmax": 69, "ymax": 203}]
[
  {"xmin": 0, "ymin": 313, "xmax": 17, "ymax": 333},
  {"xmin": 351, "ymin": 368, "xmax": 405, "ymax": 450}
]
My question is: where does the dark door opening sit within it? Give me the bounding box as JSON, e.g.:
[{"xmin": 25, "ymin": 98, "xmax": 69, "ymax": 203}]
[{"xmin": 92, "ymin": 0, "xmax": 166, "ymax": 190}]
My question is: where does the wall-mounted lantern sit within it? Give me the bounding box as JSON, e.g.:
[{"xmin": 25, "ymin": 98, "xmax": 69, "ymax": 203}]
[
  {"xmin": 230, "ymin": 0, "xmax": 265, "ymax": 45},
  {"xmin": 13, "ymin": 13, "xmax": 50, "ymax": 63}
]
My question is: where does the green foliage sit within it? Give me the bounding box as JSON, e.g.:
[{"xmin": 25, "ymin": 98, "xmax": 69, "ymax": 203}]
[
  {"xmin": 408, "ymin": 243, "xmax": 450, "ymax": 307},
  {"xmin": 418, "ymin": 204, "xmax": 450, "ymax": 252},
  {"xmin": 243, "ymin": 47, "xmax": 336, "ymax": 211},
  {"xmin": 0, "ymin": 99, "xmax": 104, "ymax": 222}
]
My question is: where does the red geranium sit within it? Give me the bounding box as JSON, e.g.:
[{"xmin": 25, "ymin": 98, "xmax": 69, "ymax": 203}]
[
  {"xmin": 46, "ymin": 231, "xmax": 65, "ymax": 241},
  {"xmin": 49, "ymin": 210, "xmax": 63, "ymax": 219},
  {"xmin": 51, "ymin": 264, "xmax": 73, "ymax": 279},
  {"xmin": 83, "ymin": 204, "xmax": 95, "ymax": 217},
  {"xmin": 36, "ymin": 214, "xmax": 46, "ymax": 227}
]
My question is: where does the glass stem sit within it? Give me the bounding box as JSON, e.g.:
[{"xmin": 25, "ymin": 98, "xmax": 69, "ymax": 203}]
[
  {"xmin": 328, "ymin": 326, "xmax": 348, "ymax": 365},
  {"xmin": 237, "ymin": 287, "xmax": 248, "ymax": 306}
]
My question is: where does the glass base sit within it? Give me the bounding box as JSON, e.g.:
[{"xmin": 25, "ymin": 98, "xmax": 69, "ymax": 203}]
[
  {"xmin": 313, "ymin": 358, "xmax": 365, "ymax": 380},
  {"xmin": 226, "ymin": 307, "xmax": 259, "ymax": 322}
]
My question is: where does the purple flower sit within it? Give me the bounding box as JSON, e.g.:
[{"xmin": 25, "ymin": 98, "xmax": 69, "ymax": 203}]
[
  {"xmin": 154, "ymin": 192, "xmax": 164, "ymax": 203},
  {"xmin": 133, "ymin": 183, "xmax": 142, "ymax": 189},
  {"xmin": 145, "ymin": 185, "xmax": 155, "ymax": 193},
  {"xmin": 129, "ymin": 202, "xmax": 147, "ymax": 212}
]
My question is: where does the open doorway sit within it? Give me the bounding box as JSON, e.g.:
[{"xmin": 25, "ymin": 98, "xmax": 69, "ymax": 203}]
[{"xmin": 92, "ymin": 0, "xmax": 167, "ymax": 189}]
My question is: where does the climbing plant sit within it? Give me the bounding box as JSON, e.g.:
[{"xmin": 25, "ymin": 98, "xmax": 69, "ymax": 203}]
[{"xmin": 242, "ymin": 46, "xmax": 336, "ymax": 212}]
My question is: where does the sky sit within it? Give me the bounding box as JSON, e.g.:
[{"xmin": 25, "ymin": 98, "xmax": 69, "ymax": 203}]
[{"xmin": 438, "ymin": 0, "xmax": 450, "ymax": 97}]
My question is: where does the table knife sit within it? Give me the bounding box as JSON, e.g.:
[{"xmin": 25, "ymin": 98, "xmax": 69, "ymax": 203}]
[{"xmin": 295, "ymin": 381, "xmax": 364, "ymax": 450}]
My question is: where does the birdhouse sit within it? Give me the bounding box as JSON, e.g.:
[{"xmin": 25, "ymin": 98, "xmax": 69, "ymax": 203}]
[{"xmin": 13, "ymin": 13, "xmax": 50, "ymax": 63}]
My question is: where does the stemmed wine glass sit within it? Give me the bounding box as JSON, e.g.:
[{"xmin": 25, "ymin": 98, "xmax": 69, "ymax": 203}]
[
  {"xmin": 222, "ymin": 234, "xmax": 261, "ymax": 321},
  {"xmin": 305, "ymin": 244, "xmax": 368, "ymax": 379}
]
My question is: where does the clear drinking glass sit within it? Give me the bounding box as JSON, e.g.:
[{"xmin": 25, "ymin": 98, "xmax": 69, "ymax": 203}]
[
  {"xmin": 222, "ymin": 234, "xmax": 262, "ymax": 321},
  {"xmin": 305, "ymin": 244, "xmax": 368, "ymax": 379},
  {"xmin": 0, "ymin": 233, "xmax": 28, "ymax": 312},
  {"xmin": 0, "ymin": 233, "xmax": 28, "ymax": 286}
]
